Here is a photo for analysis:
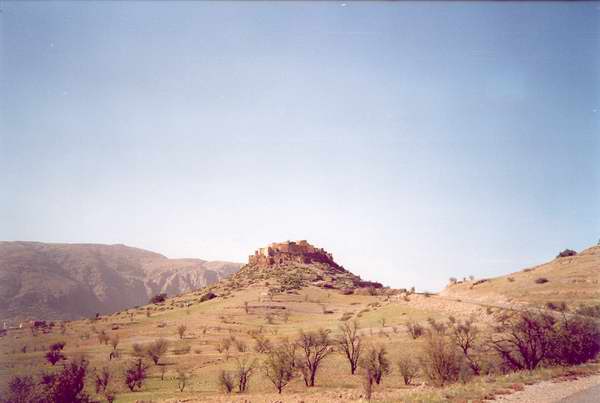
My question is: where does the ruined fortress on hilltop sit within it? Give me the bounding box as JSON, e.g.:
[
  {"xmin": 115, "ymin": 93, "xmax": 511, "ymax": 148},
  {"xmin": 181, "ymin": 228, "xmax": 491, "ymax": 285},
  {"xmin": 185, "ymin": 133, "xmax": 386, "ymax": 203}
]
[{"xmin": 248, "ymin": 240, "xmax": 340, "ymax": 268}]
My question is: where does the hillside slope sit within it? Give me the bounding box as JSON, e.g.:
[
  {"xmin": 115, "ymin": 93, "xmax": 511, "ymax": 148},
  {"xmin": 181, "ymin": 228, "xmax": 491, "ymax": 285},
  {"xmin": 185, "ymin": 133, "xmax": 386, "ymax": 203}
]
[
  {"xmin": 440, "ymin": 245, "xmax": 600, "ymax": 307},
  {"xmin": 0, "ymin": 241, "xmax": 242, "ymax": 322}
]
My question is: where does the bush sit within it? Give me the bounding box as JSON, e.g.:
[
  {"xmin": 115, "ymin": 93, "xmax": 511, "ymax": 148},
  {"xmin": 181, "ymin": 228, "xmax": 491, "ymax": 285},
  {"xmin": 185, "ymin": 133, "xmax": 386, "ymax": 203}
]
[
  {"xmin": 94, "ymin": 366, "xmax": 111, "ymax": 394},
  {"xmin": 359, "ymin": 346, "xmax": 391, "ymax": 385},
  {"xmin": 548, "ymin": 316, "xmax": 600, "ymax": 365},
  {"xmin": 218, "ymin": 370, "xmax": 235, "ymax": 393},
  {"xmin": 419, "ymin": 334, "xmax": 463, "ymax": 386},
  {"xmin": 150, "ymin": 293, "xmax": 167, "ymax": 304},
  {"xmin": 575, "ymin": 304, "xmax": 600, "ymax": 318},
  {"xmin": 45, "ymin": 342, "xmax": 66, "ymax": 366},
  {"xmin": 125, "ymin": 359, "xmax": 148, "ymax": 391},
  {"xmin": 252, "ymin": 333, "xmax": 272, "ymax": 353},
  {"xmin": 397, "ymin": 355, "xmax": 419, "ymax": 385},
  {"xmin": 557, "ymin": 249, "xmax": 577, "ymax": 258},
  {"xmin": 200, "ymin": 292, "xmax": 217, "ymax": 302},
  {"xmin": 406, "ymin": 321, "xmax": 424, "ymax": 339},
  {"xmin": 535, "ymin": 277, "xmax": 549, "ymax": 284},
  {"xmin": 546, "ymin": 301, "xmax": 568, "ymax": 312}
]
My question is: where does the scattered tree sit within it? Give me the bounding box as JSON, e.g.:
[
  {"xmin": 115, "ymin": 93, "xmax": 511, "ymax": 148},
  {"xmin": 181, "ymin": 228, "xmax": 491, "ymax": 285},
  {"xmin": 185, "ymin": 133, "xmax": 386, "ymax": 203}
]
[
  {"xmin": 359, "ymin": 345, "xmax": 391, "ymax": 385},
  {"xmin": 146, "ymin": 338, "xmax": 169, "ymax": 365},
  {"xmin": 176, "ymin": 368, "xmax": 189, "ymax": 392},
  {"xmin": 419, "ymin": 333, "xmax": 463, "ymax": 386},
  {"xmin": 177, "ymin": 324, "xmax": 187, "ymax": 340},
  {"xmin": 337, "ymin": 320, "xmax": 362, "ymax": 375},
  {"xmin": 235, "ymin": 357, "xmax": 257, "ymax": 393},
  {"xmin": 150, "ymin": 293, "xmax": 167, "ymax": 304},
  {"xmin": 264, "ymin": 343, "xmax": 296, "ymax": 393},
  {"xmin": 296, "ymin": 329, "xmax": 334, "ymax": 387}
]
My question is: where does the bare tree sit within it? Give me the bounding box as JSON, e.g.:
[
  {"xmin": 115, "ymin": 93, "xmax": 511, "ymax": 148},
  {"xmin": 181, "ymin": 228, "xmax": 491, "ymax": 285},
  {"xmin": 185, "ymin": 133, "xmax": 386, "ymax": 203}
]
[
  {"xmin": 110, "ymin": 335, "xmax": 119, "ymax": 351},
  {"xmin": 448, "ymin": 316, "xmax": 480, "ymax": 375},
  {"xmin": 146, "ymin": 338, "xmax": 169, "ymax": 365},
  {"xmin": 337, "ymin": 320, "xmax": 362, "ymax": 374},
  {"xmin": 296, "ymin": 329, "xmax": 334, "ymax": 387},
  {"xmin": 176, "ymin": 368, "xmax": 189, "ymax": 392},
  {"xmin": 235, "ymin": 357, "xmax": 257, "ymax": 393}
]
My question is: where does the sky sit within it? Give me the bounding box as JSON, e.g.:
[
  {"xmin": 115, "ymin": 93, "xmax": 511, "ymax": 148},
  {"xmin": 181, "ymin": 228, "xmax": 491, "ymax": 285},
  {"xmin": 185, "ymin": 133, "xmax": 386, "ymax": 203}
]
[{"xmin": 1, "ymin": 1, "xmax": 598, "ymax": 291}]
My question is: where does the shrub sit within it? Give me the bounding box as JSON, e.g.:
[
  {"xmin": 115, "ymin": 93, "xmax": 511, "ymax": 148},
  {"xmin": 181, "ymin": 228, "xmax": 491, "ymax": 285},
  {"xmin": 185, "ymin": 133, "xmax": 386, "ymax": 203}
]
[
  {"xmin": 397, "ymin": 354, "xmax": 419, "ymax": 385},
  {"xmin": 45, "ymin": 342, "xmax": 66, "ymax": 366},
  {"xmin": 359, "ymin": 345, "xmax": 391, "ymax": 385},
  {"xmin": 296, "ymin": 329, "xmax": 334, "ymax": 387},
  {"xmin": 124, "ymin": 359, "xmax": 148, "ymax": 391},
  {"xmin": 406, "ymin": 321, "xmax": 424, "ymax": 339},
  {"xmin": 94, "ymin": 366, "xmax": 111, "ymax": 394},
  {"xmin": 5, "ymin": 375, "xmax": 37, "ymax": 402},
  {"xmin": 546, "ymin": 301, "xmax": 568, "ymax": 312},
  {"xmin": 40, "ymin": 356, "xmax": 90, "ymax": 402},
  {"xmin": 336, "ymin": 320, "xmax": 362, "ymax": 375},
  {"xmin": 200, "ymin": 292, "xmax": 217, "ymax": 302},
  {"xmin": 490, "ymin": 311, "xmax": 556, "ymax": 370},
  {"xmin": 234, "ymin": 338, "xmax": 248, "ymax": 353},
  {"xmin": 419, "ymin": 334, "xmax": 463, "ymax": 386},
  {"xmin": 575, "ymin": 304, "xmax": 600, "ymax": 318},
  {"xmin": 97, "ymin": 330, "xmax": 109, "ymax": 345},
  {"xmin": 218, "ymin": 370, "xmax": 235, "ymax": 393},
  {"xmin": 252, "ymin": 333, "xmax": 272, "ymax": 353},
  {"xmin": 557, "ymin": 249, "xmax": 577, "ymax": 258},
  {"xmin": 548, "ymin": 316, "xmax": 600, "ymax": 365},
  {"xmin": 132, "ymin": 343, "xmax": 145, "ymax": 358},
  {"xmin": 535, "ymin": 277, "xmax": 549, "ymax": 284},
  {"xmin": 150, "ymin": 293, "xmax": 167, "ymax": 304}
]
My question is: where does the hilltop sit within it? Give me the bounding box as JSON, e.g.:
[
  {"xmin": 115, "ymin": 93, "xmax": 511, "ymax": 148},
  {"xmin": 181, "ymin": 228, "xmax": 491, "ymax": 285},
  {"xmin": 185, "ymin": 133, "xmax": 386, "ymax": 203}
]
[
  {"xmin": 441, "ymin": 245, "xmax": 600, "ymax": 308},
  {"xmin": 0, "ymin": 241, "xmax": 242, "ymax": 322}
]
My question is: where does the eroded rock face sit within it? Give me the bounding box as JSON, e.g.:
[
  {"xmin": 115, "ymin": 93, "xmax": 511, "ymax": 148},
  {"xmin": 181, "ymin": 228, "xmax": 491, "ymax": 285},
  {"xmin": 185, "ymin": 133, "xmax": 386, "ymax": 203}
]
[{"xmin": 248, "ymin": 240, "xmax": 339, "ymax": 268}]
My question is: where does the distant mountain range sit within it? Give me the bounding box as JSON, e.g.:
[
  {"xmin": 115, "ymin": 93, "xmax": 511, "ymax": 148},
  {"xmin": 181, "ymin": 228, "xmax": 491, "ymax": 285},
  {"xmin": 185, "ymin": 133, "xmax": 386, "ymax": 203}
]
[{"xmin": 0, "ymin": 241, "xmax": 242, "ymax": 322}]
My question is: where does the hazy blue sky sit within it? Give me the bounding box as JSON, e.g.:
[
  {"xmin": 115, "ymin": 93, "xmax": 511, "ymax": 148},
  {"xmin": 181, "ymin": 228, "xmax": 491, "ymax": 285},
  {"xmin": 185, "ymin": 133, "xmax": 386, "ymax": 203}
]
[{"xmin": 1, "ymin": 1, "xmax": 598, "ymax": 291}]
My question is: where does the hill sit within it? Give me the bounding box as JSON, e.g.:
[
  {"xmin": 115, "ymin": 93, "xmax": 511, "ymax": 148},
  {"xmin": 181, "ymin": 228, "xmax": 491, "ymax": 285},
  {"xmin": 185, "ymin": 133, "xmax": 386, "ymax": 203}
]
[
  {"xmin": 1, "ymin": 241, "xmax": 598, "ymax": 402},
  {"xmin": 0, "ymin": 241, "xmax": 242, "ymax": 322},
  {"xmin": 440, "ymin": 245, "xmax": 600, "ymax": 308}
]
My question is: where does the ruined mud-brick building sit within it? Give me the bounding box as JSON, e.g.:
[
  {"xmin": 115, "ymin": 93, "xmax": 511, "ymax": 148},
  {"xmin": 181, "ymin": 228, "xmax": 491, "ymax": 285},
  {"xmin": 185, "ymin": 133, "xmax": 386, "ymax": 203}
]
[{"xmin": 248, "ymin": 240, "xmax": 340, "ymax": 268}]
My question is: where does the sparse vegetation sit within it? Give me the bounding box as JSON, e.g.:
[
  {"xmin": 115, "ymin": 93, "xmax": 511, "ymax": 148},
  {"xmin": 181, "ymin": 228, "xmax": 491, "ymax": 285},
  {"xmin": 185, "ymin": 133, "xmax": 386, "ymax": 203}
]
[
  {"xmin": 359, "ymin": 345, "xmax": 391, "ymax": 385},
  {"xmin": 150, "ymin": 293, "xmax": 167, "ymax": 304},
  {"xmin": 397, "ymin": 354, "xmax": 419, "ymax": 385}
]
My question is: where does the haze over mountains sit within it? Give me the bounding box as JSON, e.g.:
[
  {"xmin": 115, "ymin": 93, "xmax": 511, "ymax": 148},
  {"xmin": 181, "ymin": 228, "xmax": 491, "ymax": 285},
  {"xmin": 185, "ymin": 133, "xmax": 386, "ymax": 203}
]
[{"xmin": 0, "ymin": 241, "xmax": 242, "ymax": 322}]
